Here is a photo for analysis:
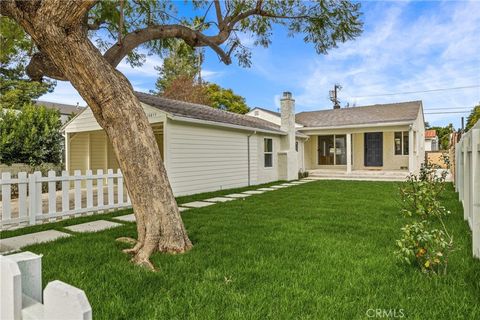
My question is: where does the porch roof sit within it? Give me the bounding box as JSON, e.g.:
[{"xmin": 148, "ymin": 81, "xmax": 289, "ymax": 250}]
[{"xmin": 296, "ymin": 101, "xmax": 422, "ymax": 128}]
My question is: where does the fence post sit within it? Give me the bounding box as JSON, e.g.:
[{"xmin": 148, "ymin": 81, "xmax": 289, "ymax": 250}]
[
  {"xmin": 97, "ymin": 169, "xmax": 104, "ymax": 209},
  {"xmin": 28, "ymin": 172, "xmax": 37, "ymax": 225},
  {"xmin": 463, "ymin": 136, "xmax": 470, "ymax": 222},
  {"xmin": 1, "ymin": 172, "xmax": 12, "ymax": 222},
  {"xmin": 472, "ymin": 128, "xmax": 480, "ymax": 259},
  {"xmin": 117, "ymin": 169, "xmax": 124, "ymax": 205},
  {"xmin": 47, "ymin": 170, "xmax": 57, "ymax": 217},
  {"xmin": 74, "ymin": 170, "xmax": 82, "ymax": 211},
  {"xmin": 0, "ymin": 255, "xmax": 22, "ymax": 320},
  {"xmin": 86, "ymin": 169, "xmax": 93, "ymax": 209},
  {"xmin": 44, "ymin": 281, "xmax": 92, "ymax": 320},
  {"xmin": 107, "ymin": 169, "xmax": 114, "ymax": 207},
  {"xmin": 17, "ymin": 172, "xmax": 28, "ymax": 218},
  {"xmin": 62, "ymin": 171, "xmax": 69, "ymax": 213}
]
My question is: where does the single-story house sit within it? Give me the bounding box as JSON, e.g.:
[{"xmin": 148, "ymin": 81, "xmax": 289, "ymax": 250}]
[
  {"xmin": 63, "ymin": 92, "xmax": 305, "ymax": 196},
  {"xmin": 63, "ymin": 92, "xmax": 425, "ymax": 195},
  {"xmin": 424, "ymin": 129, "xmax": 439, "ymax": 151},
  {"xmin": 248, "ymin": 99, "xmax": 425, "ymax": 177}
]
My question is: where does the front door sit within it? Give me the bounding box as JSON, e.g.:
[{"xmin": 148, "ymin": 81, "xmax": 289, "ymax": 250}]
[
  {"xmin": 364, "ymin": 132, "xmax": 383, "ymax": 167},
  {"xmin": 318, "ymin": 135, "xmax": 334, "ymax": 165}
]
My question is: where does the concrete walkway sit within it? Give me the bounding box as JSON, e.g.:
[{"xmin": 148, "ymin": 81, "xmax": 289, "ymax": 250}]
[{"xmin": 0, "ymin": 180, "xmax": 312, "ymax": 253}]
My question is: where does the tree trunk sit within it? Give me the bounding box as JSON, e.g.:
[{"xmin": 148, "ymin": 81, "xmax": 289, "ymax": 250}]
[{"xmin": 15, "ymin": 13, "xmax": 192, "ymax": 269}]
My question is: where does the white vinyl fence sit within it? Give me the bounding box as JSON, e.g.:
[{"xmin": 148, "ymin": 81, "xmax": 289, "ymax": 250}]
[
  {"xmin": 455, "ymin": 121, "xmax": 480, "ymax": 259},
  {"xmin": 1, "ymin": 169, "xmax": 131, "ymax": 230},
  {"xmin": 1, "ymin": 251, "xmax": 92, "ymax": 320}
]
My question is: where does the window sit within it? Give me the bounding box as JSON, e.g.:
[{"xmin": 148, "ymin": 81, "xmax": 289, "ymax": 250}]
[
  {"xmin": 317, "ymin": 135, "xmax": 346, "ymax": 165},
  {"xmin": 335, "ymin": 135, "xmax": 347, "ymax": 165},
  {"xmin": 295, "ymin": 141, "xmax": 299, "ymax": 152},
  {"xmin": 394, "ymin": 131, "xmax": 409, "ymax": 155},
  {"xmin": 264, "ymin": 138, "xmax": 273, "ymax": 167}
]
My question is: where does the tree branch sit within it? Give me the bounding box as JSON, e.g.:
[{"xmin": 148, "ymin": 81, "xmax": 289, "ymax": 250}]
[{"xmin": 214, "ymin": 0, "xmax": 223, "ymax": 26}]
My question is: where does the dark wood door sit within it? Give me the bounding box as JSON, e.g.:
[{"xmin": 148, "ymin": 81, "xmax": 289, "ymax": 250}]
[
  {"xmin": 318, "ymin": 135, "xmax": 334, "ymax": 165},
  {"xmin": 364, "ymin": 132, "xmax": 383, "ymax": 167}
]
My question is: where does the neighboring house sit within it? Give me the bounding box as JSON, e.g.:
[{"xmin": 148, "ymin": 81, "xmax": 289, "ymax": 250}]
[
  {"xmin": 35, "ymin": 100, "xmax": 84, "ymax": 124},
  {"xmin": 64, "ymin": 92, "xmax": 425, "ymax": 195},
  {"xmin": 424, "ymin": 129, "xmax": 439, "ymax": 151},
  {"xmin": 249, "ymin": 99, "xmax": 426, "ymax": 176},
  {"xmin": 63, "ymin": 92, "xmax": 305, "ymax": 196}
]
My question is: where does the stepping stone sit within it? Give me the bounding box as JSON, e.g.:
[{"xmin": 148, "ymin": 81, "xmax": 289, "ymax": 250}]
[
  {"xmin": 65, "ymin": 220, "xmax": 122, "ymax": 233},
  {"xmin": 204, "ymin": 197, "xmax": 235, "ymax": 203},
  {"xmin": 225, "ymin": 193, "xmax": 251, "ymax": 198},
  {"xmin": 242, "ymin": 190, "xmax": 264, "ymax": 195},
  {"xmin": 257, "ymin": 187, "xmax": 275, "ymax": 191},
  {"xmin": 179, "ymin": 207, "xmax": 190, "ymax": 212},
  {"xmin": 0, "ymin": 230, "xmax": 71, "ymax": 253},
  {"xmin": 114, "ymin": 214, "xmax": 136, "ymax": 222},
  {"xmin": 182, "ymin": 201, "xmax": 215, "ymax": 208},
  {"xmin": 280, "ymin": 183, "xmax": 295, "ymax": 186},
  {"xmin": 270, "ymin": 185, "xmax": 287, "ymax": 189}
]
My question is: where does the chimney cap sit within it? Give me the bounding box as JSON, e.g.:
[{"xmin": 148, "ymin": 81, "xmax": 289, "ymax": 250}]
[{"xmin": 282, "ymin": 91, "xmax": 293, "ymax": 99}]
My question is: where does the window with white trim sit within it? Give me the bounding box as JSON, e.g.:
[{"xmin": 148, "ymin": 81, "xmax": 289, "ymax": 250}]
[
  {"xmin": 264, "ymin": 138, "xmax": 273, "ymax": 167},
  {"xmin": 394, "ymin": 131, "xmax": 409, "ymax": 155}
]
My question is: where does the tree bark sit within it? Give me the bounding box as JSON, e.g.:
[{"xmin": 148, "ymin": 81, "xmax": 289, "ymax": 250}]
[{"xmin": 4, "ymin": 2, "xmax": 192, "ymax": 269}]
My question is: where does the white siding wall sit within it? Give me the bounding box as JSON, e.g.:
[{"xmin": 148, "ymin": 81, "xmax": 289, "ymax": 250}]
[
  {"xmin": 166, "ymin": 120, "xmax": 265, "ymax": 196},
  {"xmin": 255, "ymin": 134, "xmax": 281, "ymax": 184}
]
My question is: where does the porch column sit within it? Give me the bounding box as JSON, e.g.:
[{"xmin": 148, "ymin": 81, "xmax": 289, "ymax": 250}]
[
  {"xmin": 346, "ymin": 133, "xmax": 352, "ymax": 173},
  {"xmin": 408, "ymin": 127, "xmax": 414, "ymax": 173}
]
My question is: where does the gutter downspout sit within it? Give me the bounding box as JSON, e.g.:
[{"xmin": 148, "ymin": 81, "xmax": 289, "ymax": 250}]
[{"xmin": 247, "ymin": 131, "xmax": 257, "ymax": 186}]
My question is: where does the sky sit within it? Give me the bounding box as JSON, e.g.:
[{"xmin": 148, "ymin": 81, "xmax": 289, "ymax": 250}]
[{"xmin": 41, "ymin": 0, "xmax": 480, "ymax": 129}]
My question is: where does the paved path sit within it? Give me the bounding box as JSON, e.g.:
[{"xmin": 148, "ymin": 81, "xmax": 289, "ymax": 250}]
[{"xmin": 0, "ymin": 180, "xmax": 312, "ymax": 253}]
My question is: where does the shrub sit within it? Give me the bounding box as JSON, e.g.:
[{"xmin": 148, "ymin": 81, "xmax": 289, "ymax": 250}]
[
  {"xmin": 0, "ymin": 104, "xmax": 62, "ymax": 166},
  {"xmin": 395, "ymin": 221, "xmax": 452, "ymax": 275},
  {"xmin": 395, "ymin": 161, "xmax": 453, "ymax": 275}
]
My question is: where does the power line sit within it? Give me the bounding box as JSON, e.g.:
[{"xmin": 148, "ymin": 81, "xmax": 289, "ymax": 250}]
[
  {"xmin": 424, "ymin": 108, "xmax": 473, "ymax": 111},
  {"xmin": 351, "ymin": 85, "xmax": 480, "ymax": 98},
  {"xmin": 425, "ymin": 111, "xmax": 471, "ymax": 114}
]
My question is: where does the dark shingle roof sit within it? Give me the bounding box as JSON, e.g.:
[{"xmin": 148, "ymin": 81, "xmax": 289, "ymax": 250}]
[
  {"xmin": 135, "ymin": 92, "xmax": 284, "ymax": 133},
  {"xmin": 35, "ymin": 100, "xmax": 84, "ymax": 115},
  {"xmin": 296, "ymin": 101, "xmax": 422, "ymax": 128}
]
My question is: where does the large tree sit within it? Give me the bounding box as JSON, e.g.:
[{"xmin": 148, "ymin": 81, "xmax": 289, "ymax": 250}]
[{"xmin": 1, "ymin": 0, "xmax": 362, "ymax": 269}]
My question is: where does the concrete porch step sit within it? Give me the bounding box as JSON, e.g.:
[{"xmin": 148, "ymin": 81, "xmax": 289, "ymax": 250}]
[{"xmin": 306, "ymin": 170, "xmax": 408, "ymax": 181}]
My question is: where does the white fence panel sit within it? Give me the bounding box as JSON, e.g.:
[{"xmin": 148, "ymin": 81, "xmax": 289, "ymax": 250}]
[
  {"xmin": 0, "ymin": 252, "xmax": 92, "ymax": 320},
  {"xmin": 455, "ymin": 121, "xmax": 480, "ymax": 259},
  {"xmin": 0, "ymin": 169, "xmax": 132, "ymax": 230}
]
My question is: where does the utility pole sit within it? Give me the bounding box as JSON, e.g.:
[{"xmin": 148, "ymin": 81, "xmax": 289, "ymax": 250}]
[{"xmin": 329, "ymin": 84, "xmax": 342, "ymax": 109}]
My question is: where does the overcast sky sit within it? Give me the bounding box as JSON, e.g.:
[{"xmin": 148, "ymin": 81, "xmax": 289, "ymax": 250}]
[{"xmin": 41, "ymin": 0, "xmax": 480, "ymax": 129}]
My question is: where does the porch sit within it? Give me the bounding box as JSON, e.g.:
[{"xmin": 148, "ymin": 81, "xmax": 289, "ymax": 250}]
[{"xmin": 302, "ymin": 127, "xmax": 422, "ymax": 175}]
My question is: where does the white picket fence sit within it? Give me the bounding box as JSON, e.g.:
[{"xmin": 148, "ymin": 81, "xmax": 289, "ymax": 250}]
[
  {"xmin": 455, "ymin": 120, "xmax": 480, "ymax": 259},
  {"xmin": 1, "ymin": 169, "xmax": 131, "ymax": 229}
]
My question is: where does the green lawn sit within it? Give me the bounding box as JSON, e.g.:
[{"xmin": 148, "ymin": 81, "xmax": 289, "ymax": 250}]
[{"xmin": 4, "ymin": 181, "xmax": 480, "ymax": 319}]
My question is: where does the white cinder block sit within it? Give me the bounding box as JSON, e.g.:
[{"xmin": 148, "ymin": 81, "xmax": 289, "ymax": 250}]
[
  {"xmin": 6, "ymin": 251, "xmax": 42, "ymax": 302},
  {"xmin": 44, "ymin": 280, "xmax": 92, "ymax": 320},
  {"xmin": 1, "ymin": 255, "xmax": 22, "ymax": 320}
]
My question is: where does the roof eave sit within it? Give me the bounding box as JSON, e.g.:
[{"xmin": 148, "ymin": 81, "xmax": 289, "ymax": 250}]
[
  {"xmin": 298, "ymin": 120, "xmax": 416, "ymax": 131},
  {"xmin": 168, "ymin": 114, "xmax": 286, "ymax": 135}
]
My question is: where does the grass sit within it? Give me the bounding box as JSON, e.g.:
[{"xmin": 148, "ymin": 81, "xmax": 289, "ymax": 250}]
[
  {"xmin": 0, "ymin": 180, "xmax": 281, "ymax": 239},
  {"xmin": 4, "ymin": 180, "xmax": 480, "ymax": 319}
]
